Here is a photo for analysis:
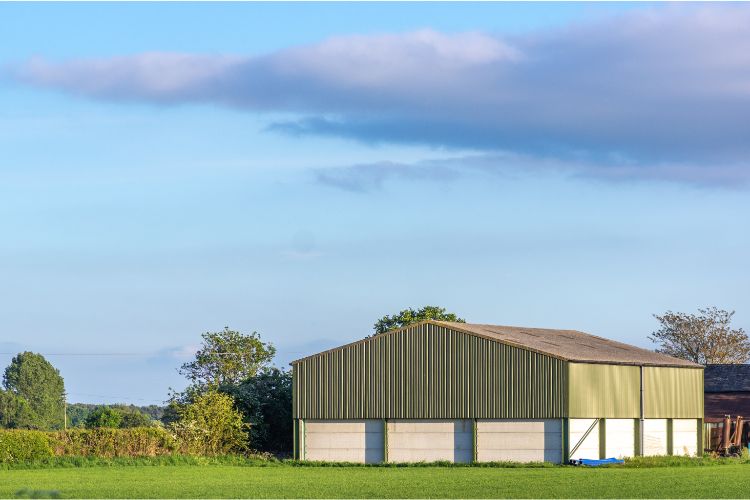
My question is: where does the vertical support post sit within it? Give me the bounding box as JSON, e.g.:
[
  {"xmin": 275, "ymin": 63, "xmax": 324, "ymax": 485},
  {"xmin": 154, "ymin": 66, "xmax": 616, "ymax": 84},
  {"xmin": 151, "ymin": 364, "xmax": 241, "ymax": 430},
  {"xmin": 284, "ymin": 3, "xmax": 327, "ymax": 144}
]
[
  {"xmin": 562, "ymin": 418, "xmax": 570, "ymax": 464},
  {"xmin": 297, "ymin": 419, "xmax": 305, "ymax": 460},
  {"xmin": 697, "ymin": 418, "xmax": 703, "ymax": 457},
  {"xmin": 634, "ymin": 418, "xmax": 641, "ymax": 457},
  {"xmin": 599, "ymin": 418, "xmax": 606, "ymax": 459},
  {"xmin": 383, "ymin": 419, "xmax": 388, "ymax": 463},
  {"xmin": 293, "ymin": 419, "xmax": 298, "ymax": 460},
  {"xmin": 667, "ymin": 419, "xmax": 673, "ymax": 456},
  {"xmin": 472, "ymin": 419, "xmax": 478, "ymax": 464},
  {"xmin": 639, "ymin": 366, "xmax": 645, "ymax": 456}
]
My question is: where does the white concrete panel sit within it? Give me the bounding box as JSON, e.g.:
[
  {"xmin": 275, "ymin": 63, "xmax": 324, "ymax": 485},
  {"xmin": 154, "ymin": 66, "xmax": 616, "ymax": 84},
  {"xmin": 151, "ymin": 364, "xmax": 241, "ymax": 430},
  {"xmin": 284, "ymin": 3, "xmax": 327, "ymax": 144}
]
[
  {"xmin": 388, "ymin": 420, "xmax": 472, "ymax": 433},
  {"xmin": 569, "ymin": 418, "xmax": 600, "ymax": 460},
  {"xmin": 387, "ymin": 419, "xmax": 472, "ymax": 463},
  {"xmin": 643, "ymin": 419, "xmax": 668, "ymax": 456},
  {"xmin": 478, "ymin": 420, "xmax": 560, "ymax": 433},
  {"xmin": 477, "ymin": 419, "xmax": 562, "ymax": 463},
  {"xmin": 304, "ymin": 420, "xmax": 384, "ymax": 463},
  {"xmin": 306, "ymin": 421, "xmax": 373, "ymax": 433},
  {"xmin": 672, "ymin": 419, "xmax": 698, "ymax": 456},
  {"xmin": 605, "ymin": 419, "xmax": 635, "ymax": 458}
]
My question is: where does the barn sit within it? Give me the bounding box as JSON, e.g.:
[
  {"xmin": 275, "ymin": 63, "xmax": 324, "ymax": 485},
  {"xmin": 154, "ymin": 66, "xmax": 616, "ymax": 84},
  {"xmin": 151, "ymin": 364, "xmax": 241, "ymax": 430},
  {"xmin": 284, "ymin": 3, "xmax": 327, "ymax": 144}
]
[{"xmin": 291, "ymin": 321, "xmax": 703, "ymax": 463}]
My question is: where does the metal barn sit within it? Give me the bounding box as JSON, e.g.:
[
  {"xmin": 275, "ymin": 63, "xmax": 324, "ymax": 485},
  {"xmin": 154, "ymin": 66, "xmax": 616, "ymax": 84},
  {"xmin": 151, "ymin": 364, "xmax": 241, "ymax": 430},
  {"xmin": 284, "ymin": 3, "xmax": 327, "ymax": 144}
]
[{"xmin": 291, "ymin": 321, "xmax": 703, "ymax": 463}]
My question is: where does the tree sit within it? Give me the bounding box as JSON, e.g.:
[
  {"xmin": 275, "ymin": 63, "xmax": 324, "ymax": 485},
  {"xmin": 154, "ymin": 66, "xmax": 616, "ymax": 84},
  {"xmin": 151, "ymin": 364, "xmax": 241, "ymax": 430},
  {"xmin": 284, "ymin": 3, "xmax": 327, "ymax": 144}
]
[
  {"xmin": 179, "ymin": 327, "xmax": 276, "ymax": 390},
  {"xmin": 221, "ymin": 368, "xmax": 292, "ymax": 452},
  {"xmin": 66, "ymin": 403, "xmax": 163, "ymax": 428},
  {"xmin": 373, "ymin": 306, "xmax": 466, "ymax": 334},
  {"xmin": 119, "ymin": 409, "xmax": 153, "ymax": 428},
  {"xmin": 84, "ymin": 406, "xmax": 123, "ymax": 428},
  {"xmin": 3, "ymin": 352, "xmax": 65, "ymax": 429},
  {"xmin": 170, "ymin": 391, "xmax": 248, "ymax": 455},
  {"xmin": 0, "ymin": 390, "xmax": 35, "ymax": 429},
  {"xmin": 650, "ymin": 307, "xmax": 750, "ymax": 365}
]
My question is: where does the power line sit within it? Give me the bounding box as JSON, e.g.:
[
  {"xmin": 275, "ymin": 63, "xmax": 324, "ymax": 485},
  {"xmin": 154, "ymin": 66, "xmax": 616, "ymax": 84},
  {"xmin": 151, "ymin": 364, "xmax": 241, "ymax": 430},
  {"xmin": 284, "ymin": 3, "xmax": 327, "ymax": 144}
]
[
  {"xmin": 0, "ymin": 352, "xmax": 149, "ymax": 357},
  {"xmin": 0, "ymin": 351, "xmax": 309, "ymax": 357},
  {"xmin": 67, "ymin": 392, "xmax": 166, "ymax": 403}
]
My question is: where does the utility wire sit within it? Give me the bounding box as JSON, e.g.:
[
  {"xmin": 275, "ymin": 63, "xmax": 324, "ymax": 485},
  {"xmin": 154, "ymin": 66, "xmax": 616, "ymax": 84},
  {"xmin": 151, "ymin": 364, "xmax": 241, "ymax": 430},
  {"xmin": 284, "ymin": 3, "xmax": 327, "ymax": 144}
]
[{"xmin": 0, "ymin": 351, "xmax": 308, "ymax": 357}]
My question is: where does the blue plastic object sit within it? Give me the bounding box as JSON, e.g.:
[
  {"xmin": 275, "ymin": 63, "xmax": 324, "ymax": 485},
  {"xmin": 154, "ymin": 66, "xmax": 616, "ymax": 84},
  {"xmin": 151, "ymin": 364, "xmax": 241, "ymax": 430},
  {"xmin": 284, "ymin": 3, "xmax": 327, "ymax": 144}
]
[{"xmin": 571, "ymin": 457, "xmax": 624, "ymax": 466}]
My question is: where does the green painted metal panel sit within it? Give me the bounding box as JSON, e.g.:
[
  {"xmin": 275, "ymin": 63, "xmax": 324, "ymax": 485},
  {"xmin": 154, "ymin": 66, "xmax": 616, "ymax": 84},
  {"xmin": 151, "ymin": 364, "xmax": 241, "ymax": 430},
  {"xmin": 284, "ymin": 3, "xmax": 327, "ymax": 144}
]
[
  {"xmin": 644, "ymin": 366, "xmax": 704, "ymax": 418},
  {"xmin": 292, "ymin": 419, "xmax": 298, "ymax": 459},
  {"xmin": 667, "ymin": 419, "xmax": 673, "ymax": 455},
  {"xmin": 567, "ymin": 363, "xmax": 640, "ymax": 418},
  {"xmin": 292, "ymin": 323, "xmax": 567, "ymax": 419}
]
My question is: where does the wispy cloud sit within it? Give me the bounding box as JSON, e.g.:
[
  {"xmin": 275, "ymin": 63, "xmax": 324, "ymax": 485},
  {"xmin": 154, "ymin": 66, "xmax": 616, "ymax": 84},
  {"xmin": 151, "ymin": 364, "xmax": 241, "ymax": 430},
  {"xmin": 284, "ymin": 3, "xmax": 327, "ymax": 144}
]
[
  {"xmin": 315, "ymin": 153, "xmax": 750, "ymax": 192},
  {"xmin": 9, "ymin": 5, "xmax": 750, "ymax": 184},
  {"xmin": 315, "ymin": 160, "xmax": 461, "ymax": 192}
]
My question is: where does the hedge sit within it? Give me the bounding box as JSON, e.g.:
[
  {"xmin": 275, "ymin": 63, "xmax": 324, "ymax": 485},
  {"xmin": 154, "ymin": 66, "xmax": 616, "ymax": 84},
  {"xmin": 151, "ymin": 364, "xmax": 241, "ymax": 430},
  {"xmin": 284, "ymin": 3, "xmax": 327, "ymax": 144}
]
[
  {"xmin": 0, "ymin": 430, "xmax": 53, "ymax": 464},
  {"xmin": 0, "ymin": 428, "xmax": 179, "ymax": 463}
]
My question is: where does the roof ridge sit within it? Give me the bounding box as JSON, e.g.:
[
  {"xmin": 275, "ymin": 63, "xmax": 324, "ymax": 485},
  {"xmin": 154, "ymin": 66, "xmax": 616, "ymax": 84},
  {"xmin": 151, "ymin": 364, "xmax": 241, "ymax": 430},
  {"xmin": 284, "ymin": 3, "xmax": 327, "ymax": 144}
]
[{"xmin": 291, "ymin": 319, "xmax": 702, "ymax": 368}]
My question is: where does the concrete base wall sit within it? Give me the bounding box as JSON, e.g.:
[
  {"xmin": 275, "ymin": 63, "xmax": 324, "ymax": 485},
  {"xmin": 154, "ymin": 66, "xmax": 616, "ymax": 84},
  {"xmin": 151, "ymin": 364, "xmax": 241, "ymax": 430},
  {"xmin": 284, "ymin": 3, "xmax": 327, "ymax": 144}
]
[
  {"xmin": 643, "ymin": 419, "xmax": 668, "ymax": 456},
  {"xmin": 476, "ymin": 419, "xmax": 561, "ymax": 463},
  {"xmin": 569, "ymin": 418, "xmax": 600, "ymax": 460},
  {"xmin": 304, "ymin": 420, "xmax": 384, "ymax": 463},
  {"xmin": 605, "ymin": 419, "xmax": 635, "ymax": 458},
  {"xmin": 301, "ymin": 417, "xmax": 698, "ymax": 464},
  {"xmin": 672, "ymin": 419, "xmax": 698, "ymax": 456},
  {"xmin": 387, "ymin": 419, "xmax": 473, "ymax": 463}
]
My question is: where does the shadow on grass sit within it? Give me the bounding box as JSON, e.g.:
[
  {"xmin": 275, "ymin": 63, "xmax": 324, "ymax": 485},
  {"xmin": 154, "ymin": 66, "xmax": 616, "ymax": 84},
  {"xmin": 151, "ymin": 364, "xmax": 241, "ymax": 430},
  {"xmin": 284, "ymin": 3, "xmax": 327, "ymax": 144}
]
[{"xmin": 13, "ymin": 489, "xmax": 61, "ymax": 499}]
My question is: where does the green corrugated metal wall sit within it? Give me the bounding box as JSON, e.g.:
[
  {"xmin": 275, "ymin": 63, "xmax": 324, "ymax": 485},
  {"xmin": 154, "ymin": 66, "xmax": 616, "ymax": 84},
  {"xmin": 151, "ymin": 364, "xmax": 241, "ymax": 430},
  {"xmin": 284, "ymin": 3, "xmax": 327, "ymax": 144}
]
[
  {"xmin": 293, "ymin": 323, "xmax": 567, "ymax": 419},
  {"xmin": 292, "ymin": 323, "xmax": 704, "ymax": 420},
  {"xmin": 567, "ymin": 363, "xmax": 641, "ymax": 418},
  {"xmin": 644, "ymin": 366, "xmax": 703, "ymax": 418}
]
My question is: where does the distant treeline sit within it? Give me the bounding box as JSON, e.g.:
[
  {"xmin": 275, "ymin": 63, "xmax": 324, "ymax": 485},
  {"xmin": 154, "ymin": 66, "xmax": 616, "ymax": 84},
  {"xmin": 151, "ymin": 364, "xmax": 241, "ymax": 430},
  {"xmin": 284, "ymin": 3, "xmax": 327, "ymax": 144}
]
[{"xmin": 66, "ymin": 404, "xmax": 165, "ymax": 428}]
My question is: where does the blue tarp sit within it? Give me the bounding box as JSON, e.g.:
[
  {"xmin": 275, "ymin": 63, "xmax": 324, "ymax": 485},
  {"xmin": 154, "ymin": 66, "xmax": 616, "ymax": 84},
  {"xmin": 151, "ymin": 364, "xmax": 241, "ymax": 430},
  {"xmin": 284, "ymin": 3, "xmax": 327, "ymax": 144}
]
[{"xmin": 571, "ymin": 458, "xmax": 624, "ymax": 466}]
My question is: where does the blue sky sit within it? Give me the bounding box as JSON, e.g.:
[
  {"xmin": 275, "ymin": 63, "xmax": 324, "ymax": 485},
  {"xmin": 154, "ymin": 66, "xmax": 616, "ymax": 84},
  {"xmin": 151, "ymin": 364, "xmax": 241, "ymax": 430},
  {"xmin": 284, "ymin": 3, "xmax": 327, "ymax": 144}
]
[{"xmin": 1, "ymin": 2, "xmax": 748, "ymax": 404}]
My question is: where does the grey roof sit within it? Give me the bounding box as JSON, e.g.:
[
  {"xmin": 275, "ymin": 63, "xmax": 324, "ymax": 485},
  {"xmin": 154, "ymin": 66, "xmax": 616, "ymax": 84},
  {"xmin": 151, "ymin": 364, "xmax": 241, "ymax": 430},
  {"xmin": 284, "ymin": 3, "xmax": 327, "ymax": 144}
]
[
  {"xmin": 436, "ymin": 321, "xmax": 702, "ymax": 368},
  {"xmin": 705, "ymin": 364, "xmax": 750, "ymax": 392}
]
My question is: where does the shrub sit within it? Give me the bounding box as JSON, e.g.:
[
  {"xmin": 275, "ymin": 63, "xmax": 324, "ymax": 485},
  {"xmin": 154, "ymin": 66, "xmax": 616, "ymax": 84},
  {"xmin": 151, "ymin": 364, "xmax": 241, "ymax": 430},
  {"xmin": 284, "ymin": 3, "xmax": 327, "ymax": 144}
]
[
  {"xmin": 170, "ymin": 391, "xmax": 248, "ymax": 455},
  {"xmin": 84, "ymin": 407, "xmax": 123, "ymax": 429},
  {"xmin": 0, "ymin": 430, "xmax": 53, "ymax": 463},
  {"xmin": 119, "ymin": 410, "xmax": 153, "ymax": 428},
  {"xmin": 50, "ymin": 427, "xmax": 178, "ymax": 457},
  {"xmin": 0, "ymin": 427, "xmax": 181, "ymax": 463}
]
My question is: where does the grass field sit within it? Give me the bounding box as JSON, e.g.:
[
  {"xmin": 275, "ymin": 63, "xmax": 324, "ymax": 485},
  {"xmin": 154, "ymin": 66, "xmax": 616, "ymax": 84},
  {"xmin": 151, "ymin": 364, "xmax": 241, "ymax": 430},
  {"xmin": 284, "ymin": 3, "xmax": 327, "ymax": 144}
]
[{"xmin": 2, "ymin": 463, "xmax": 750, "ymax": 498}]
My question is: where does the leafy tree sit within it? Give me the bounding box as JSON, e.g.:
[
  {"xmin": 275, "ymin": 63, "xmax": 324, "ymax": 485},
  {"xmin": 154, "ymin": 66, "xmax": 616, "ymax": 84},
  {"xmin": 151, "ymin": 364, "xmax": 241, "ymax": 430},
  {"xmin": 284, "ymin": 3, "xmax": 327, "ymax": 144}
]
[
  {"xmin": 0, "ymin": 390, "xmax": 35, "ymax": 429},
  {"xmin": 221, "ymin": 368, "xmax": 292, "ymax": 452},
  {"xmin": 3, "ymin": 352, "xmax": 65, "ymax": 429},
  {"xmin": 66, "ymin": 403, "xmax": 92, "ymax": 428},
  {"xmin": 170, "ymin": 391, "xmax": 248, "ymax": 455},
  {"xmin": 84, "ymin": 406, "xmax": 123, "ymax": 428},
  {"xmin": 650, "ymin": 307, "xmax": 750, "ymax": 364},
  {"xmin": 119, "ymin": 409, "xmax": 153, "ymax": 428},
  {"xmin": 179, "ymin": 327, "xmax": 276, "ymax": 390},
  {"xmin": 373, "ymin": 306, "xmax": 466, "ymax": 334}
]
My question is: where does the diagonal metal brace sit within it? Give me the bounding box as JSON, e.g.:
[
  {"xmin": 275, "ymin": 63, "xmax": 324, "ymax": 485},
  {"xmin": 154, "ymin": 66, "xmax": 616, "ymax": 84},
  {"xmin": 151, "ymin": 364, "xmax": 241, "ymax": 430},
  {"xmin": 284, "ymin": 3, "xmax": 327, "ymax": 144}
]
[{"xmin": 569, "ymin": 418, "xmax": 600, "ymax": 458}]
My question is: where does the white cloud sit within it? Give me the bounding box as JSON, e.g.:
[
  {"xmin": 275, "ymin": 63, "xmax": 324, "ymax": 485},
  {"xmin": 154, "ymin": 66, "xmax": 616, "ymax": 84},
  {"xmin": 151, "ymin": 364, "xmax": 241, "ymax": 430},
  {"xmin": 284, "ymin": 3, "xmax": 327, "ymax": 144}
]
[{"xmin": 9, "ymin": 5, "xmax": 750, "ymax": 184}]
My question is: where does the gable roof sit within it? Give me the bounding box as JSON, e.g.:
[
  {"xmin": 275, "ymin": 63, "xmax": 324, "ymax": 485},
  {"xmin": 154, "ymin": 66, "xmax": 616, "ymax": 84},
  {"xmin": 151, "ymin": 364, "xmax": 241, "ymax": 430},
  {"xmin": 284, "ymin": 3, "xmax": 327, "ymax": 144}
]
[
  {"xmin": 292, "ymin": 320, "xmax": 701, "ymax": 368},
  {"xmin": 704, "ymin": 364, "xmax": 750, "ymax": 392},
  {"xmin": 436, "ymin": 322, "xmax": 701, "ymax": 368}
]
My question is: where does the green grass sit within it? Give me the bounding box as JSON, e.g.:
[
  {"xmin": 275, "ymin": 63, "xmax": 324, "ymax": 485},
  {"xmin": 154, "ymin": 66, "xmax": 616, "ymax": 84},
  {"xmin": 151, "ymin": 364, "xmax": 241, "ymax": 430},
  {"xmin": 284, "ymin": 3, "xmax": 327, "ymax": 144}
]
[{"xmin": 1, "ymin": 462, "xmax": 750, "ymax": 498}]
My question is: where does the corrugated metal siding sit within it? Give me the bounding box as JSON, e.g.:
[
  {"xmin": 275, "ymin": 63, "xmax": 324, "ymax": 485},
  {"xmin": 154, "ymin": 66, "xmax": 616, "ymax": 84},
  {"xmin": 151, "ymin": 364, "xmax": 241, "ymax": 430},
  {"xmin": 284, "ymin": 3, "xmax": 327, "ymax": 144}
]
[
  {"xmin": 293, "ymin": 323, "xmax": 567, "ymax": 419},
  {"xmin": 644, "ymin": 367, "xmax": 704, "ymax": 418},
  {"xmin": 567, "ymin": 363, "xmax": 640, "ymax": 418}
]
